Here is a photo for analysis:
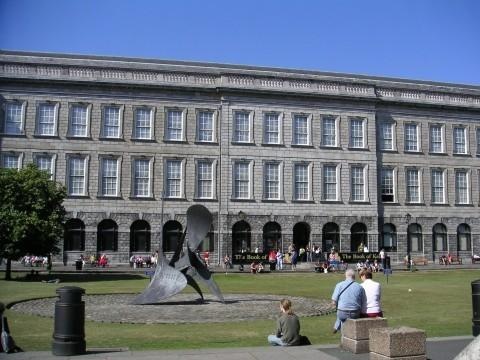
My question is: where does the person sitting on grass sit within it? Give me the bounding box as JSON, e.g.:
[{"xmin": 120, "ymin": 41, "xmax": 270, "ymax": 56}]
[{"xmin": 267, "ymin": 299, "xmax": 301, "ymax": 346}]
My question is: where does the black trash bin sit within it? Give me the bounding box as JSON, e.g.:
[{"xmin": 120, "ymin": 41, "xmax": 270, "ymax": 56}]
[
  {"xmin": 270, "ymin": 262, "xmax": 276, "ymax": 271},
  {"xmin": 52, "ymin": 286, "xmax": 86, "ymax": 356},
  {"xmin": 472, "ymin": 280, "xmax": 480, "ymax": 336},
  {"xmin": 75, "ymin": 260, "xmax": 82, "ymax": 271}
]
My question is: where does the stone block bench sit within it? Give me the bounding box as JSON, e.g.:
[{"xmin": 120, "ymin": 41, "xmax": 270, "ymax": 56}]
[
  {"xmin": 340, "ymin": 317, "xmax": 388, "ymax": 354},
  {"xmin": 369, "ymin": 326, "xmax": 426, "ymax": 360}
]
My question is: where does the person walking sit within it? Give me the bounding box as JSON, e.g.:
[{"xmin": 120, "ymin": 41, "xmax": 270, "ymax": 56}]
[
  {"xmin": 267, "ymin": 299, "xmax": 301, "ymax": 346},
  {"xmin": 331, "ymin": 268, "xmax": 366, "ymax": 333},
  {"xmin": 276, "ymin": 249, "xmax": 283, "ymax": 270},
  {"xmin": 359, "ymin": 268, "xmax": 383, "ymax": 317}
]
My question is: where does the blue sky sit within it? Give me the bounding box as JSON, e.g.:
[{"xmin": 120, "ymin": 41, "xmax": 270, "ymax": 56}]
[{"xmin": 0, "ymin": 0, "xmax": 479, "ymax": 85}]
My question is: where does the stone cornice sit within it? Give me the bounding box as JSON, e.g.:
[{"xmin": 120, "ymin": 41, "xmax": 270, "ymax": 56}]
[{"xmin": 1, "ymin": 51, "xmax": 480, "ymax": 109}]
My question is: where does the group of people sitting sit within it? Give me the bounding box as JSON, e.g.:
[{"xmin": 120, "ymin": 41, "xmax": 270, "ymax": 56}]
[
  {"xmin": 129, "ymin": 253, "xmax": 158, "ymax": 268},
  {"xmin": 20, "ymin": 255, "xmax": 47, "ymax": 267},
  {"xmin": 250, "ymin": 261, "xmax": 265, "ymax": 274},
  {"xmin": 356, "ymin": 259, "xmax": 381, "ymax": 273}
]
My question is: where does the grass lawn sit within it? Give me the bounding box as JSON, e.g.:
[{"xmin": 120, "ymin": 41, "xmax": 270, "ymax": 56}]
[{"xmin": 1, "ymin": 269, "xmax": 479, "ymax": 350}]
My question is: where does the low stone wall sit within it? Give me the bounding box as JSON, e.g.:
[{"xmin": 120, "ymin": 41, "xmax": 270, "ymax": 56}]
[
  {"xmin": 369, "ymin": 326, "xmax": 426, "ymax": 359},
  {"xmin": 340, "ymin": 317, "xmax": 388, "ymax": 354}
]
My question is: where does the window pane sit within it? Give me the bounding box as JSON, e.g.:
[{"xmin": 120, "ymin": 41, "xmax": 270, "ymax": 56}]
[
  {"xmin": 5, "ymin": 103, "xmax": 23, "ymax": 134},
  {"xmin": 2, "ymin": 154, "xmax": 19, "ymax": 169},
  {"xmin": 103, "ymin": 107, "xmax": 120, "ymax": 137},
  {"xmin": 134, "ymin": 159, "xmax": 150, "ymax": 197},
  {"xmin": 69, "ymin": 157, "xmax": 85, "ymax": 195},
  {"xmin": 234, "ymin": 112, "xmax": 250, "ymax": 142},
  {"xmin": 453, "ymin": 127, "xmax": 466, "ymax": 154},
  {"xmin": 294, "ymin": 164, "xmax": 309, "ymax": 200},
  {"xmin": 322, "ymin": 117, "xmax": 336, "ymax": 146},
  {"xmin": 166, "ymin": 160, "xmax": 182, "ymax": 197},
  {"xmin": 264, "ymin": 114, "xmax": 279, "ymax": 144},
  {"xmin": 406, "ymin": 169, "xmax": 420, "ymax": 203},
  {"xmin": 381, "ymin": 123, "xmax": 393, "ymax": 150},
  {"xmin": 166, "ymin": 110, "xmax": 183, "ymax": 140},
  {"xmin": 293, "ymin": 115, "xmax": 308, "ymax": 145},
  {"xmin": 35, "ymin": 155, "xmax": 53, "ymax": 178},
  {"xmin": 350, "ymin": 119, "xmax": 364, "ymax": 148},
  {"xmin": 70, "ymin": 105, "xmax": 88, "ymax": 137},
  {"xmin": 197, "ymin": 161, "xmax": 213, "ymax": 198},
  {"xmin": 455, "ymin": 171, "xmax": 468, "ymax": 204},
  {"xmin": 381, "ymin": 168, "xmax": 394, "ymax": 202},
  {"xmin": 135, "ymin": 108, "xmax": 151, "ymax": 139},
  {"xmin": 323, "ymin": 165, "xmax": 337, "ymax": 200},
  {"xmin": 431, "ymin": 170, "xmax": 444, "ymax": 203},
  {"xmin": 234, "ymin": 162, "xmax": 249, "ymax": 199},
  {"xmin": 102, "ymin": 158, "xmax": 118, "ymax": 196},
  {"xmin": 404, "ymin": 124, "xmax": 418, "ymax": 151},
  {"xmin": 198, "ymin": 111, "xmax": 213, "ymax": 142},
  {"xmin": 351, "ymin": 166, "xmax": 364, "ymax": 201},
  {"xmin": 264, "ymin": 163, "xmax": 279, "ymax": 199},
  {"xmin": 38, "ymin": 104, "xmax": 55, "ymax": 136},
  {"xmin": 430, "ymin": 125, "xmax": 443, "ymax": 153}
]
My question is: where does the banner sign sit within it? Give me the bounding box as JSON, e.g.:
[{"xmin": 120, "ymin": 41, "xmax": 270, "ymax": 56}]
[
  {"xmin": 232, "ymin": 252, "xmax": 268, "ymax": 264},
  {"xmin": 337, "ymin": 252, "xmax": 380, "ymax": 263}
]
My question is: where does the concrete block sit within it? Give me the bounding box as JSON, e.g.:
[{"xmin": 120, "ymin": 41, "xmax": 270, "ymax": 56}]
[
  {"xmin": 341, "ymin": 335, "xmax": 370, "ymax": 354},
  {"xmin": 343, "ymin": 317, "xmax": 388, "ymax": 340},
  {"xmin": 370, "ymin": 353, "xmax": 426, "ymax": 360},
  {"xmin": 369, "ymin": 327, "xmax": 426, "ymax": 357}
]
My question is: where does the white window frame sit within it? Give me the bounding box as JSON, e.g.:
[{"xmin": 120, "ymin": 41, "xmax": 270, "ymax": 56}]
[
  {"xmin": 66, "ymin": 155, "xmax": 89, "ymax": 196},
  {"xmin": 292, "ymin": 113, "xmax": 312, "ymax": 146},
  {"xmin": 476, "ymin": 127, "xmax": 480, "ymax": 156},
  {"xmin": 196, "ymin": 109, "xmax": 217, "ymax": 143},
  {"xmin": 453, "ymin": 125, "xmax": 468, "ymax": 155},
  {"xmin": 263, "ymin": 112, "xmax": 283, "ymax": 145},
  {"xmin": 350, "ymin": 165, "xmax": 367, "ymax": 202},
  {"xmin": 380, "ymin": 167, "xmax": 396, "ymax": 203},
  {"xmin": 164, "ymin": 158, "xmax": 185, "ymax": 199},
  {"xmin": 455, "ymin": 169, "xmax": 470, "ymax": 205},
  {"xmin": 232, "ymin": 110, "xmax": 254, "ymax": 144},
  {"xmin": 349, "ymin": 117, "xmax": 366, "ymax": 149},
  {"xmin": 2, "ymin": 101, "xmax": 26, "ymax": 135},
  {"xmin": 35, "ymin": 102, "xmax": 59, "ymax": 136},
  {"xmin": 293, "ymin": 162, "xmax": 312, "ymax": 201},
  {"xmin": 263, "ymin": 161, "xmax": 283, "ymax": 200},
  {"xmin": 68, "ymin": 103, "xmax": 91, "ymax": 138},
  {"xmin": 321, "ymin": 115, "xmax": 339, "ymax": 147},
  {"xmin": 322, "ymin": 163, "xmax": 340, "ymax": 201},
  {"xmin": 164, "ymin": 108, "xmax": 187, "ymax": 142},
  {"xmin": 131, "ymin": 157, "xmax": 153, "ymax": 198},
  {"xmin": 406, "ymin": 168, "xmax": 422, "ymax": 204},
  {"xmin": 195, "ymin": 159, "xmax": 216, "ymax": 200},
  {"xmin": 33, "ymin": 153, "xmax": 56, "ymax": 179},
  {"xmin": 431, "ymin": 168, "xmax": 446, "ymax": 204},
  {"xmin": 429, "ymin": 123, "xmax": 445, "ymax": 154},
  {"xmin": 133, "ymin": 106, "xmax": 154, "ymax": 140},
  {"xmin": 101, "ymin": 104, "xmax": 124, "ymax": 139},
  {"xmin": 232, "ymin": 160, "xmax": 253, "ymax": 200},
  {"xmin": 1, "ymin": 152, "xmax": 23, "ymax": 170},
  {"xmin": 380, "ymin": 122, "xmax": 395, "ymax": 151},
  {"xmin": 404, "ymin": 122, "xmax": 420, "ymax": 152},
  {"xmin": 99, "ymin": 156, "xmax": 121, "ymax": 197}
]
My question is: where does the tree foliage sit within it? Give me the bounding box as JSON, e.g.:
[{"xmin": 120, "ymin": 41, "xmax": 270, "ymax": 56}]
[{"xmin": 0, "ymin": 164, "xmax": 66, "ymax": 268}]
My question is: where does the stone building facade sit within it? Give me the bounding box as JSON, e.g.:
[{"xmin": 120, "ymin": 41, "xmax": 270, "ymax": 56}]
[{"xmin": 1, "ymin": 51, "xmax": 480, "ymax": 264}]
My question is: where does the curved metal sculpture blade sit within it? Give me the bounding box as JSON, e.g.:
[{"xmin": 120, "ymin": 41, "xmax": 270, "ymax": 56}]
[
  {"xmin": 131, "ymin": 253, "xmax": 187, "ymax": 305},
  {"xmin": 186, "ymin": 205, "xmax": 213, "ymax": 251},
  {"xmin": 182, "ymin": 270, "xmax": 204, "ymax": 301},
  {"xmin": 187, "ymin": 247, "xmax": 225, "ymax": 303}
]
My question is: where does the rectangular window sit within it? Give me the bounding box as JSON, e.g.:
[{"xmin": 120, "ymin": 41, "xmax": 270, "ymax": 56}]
[
  {"xmin": 233, "ymin": 162, "xmax": 250, "ymax": 199},
  {"xmin": 429, "ymin": 125, "xmax": 443, "ymax": 153},
  {"xmin": 349, "ymin": 118, "xmax": 364, "ymax": 148},
  {"xmin": 431, "ymin": 169, "xmax": 445, "ymax": 203},
  {"xmin": 69, "ymin": 105, "xmax": 88, "ymax": 137},
  {"xmin": 101, "ymin": 158, "xmax": 118, "ymax": 196},
  {"xmin": 1, "ymin": 153, "xmax": 20, "ymax": 169},
  {"xmin": 35, "ymin": 154, "xmax": 54, "ymax": 179},
  {"xmin": 197, "ymin": 161, "xmax": 213, "ymax": 199},
  {"xmin": 197, "ymin": 111, "xmax": 214, "ymax": 142},
  {"xmin": 68, "ymin": 157, "xmax": 86, "ymax": 196},
  {"xmin": 166, "ymin": 109, "xmax": 183, "ymax": 141},
  {"xmin": 133, "ymin": 159, "xmax": 150, "ymax": 197},
  {"xmin": 406, "ymin": 169, "xmax": 420, "ymax": 203},
  {"xmin": 351, "ymin": 166, "xmax": 365, "ymax": 201},
  {"xmin": 455, "ymin": 170, "xmax": 468, "ymax": 204},
  {"xmin": 166, "ymin": 160, "xmax": 182, "ymax": 198},
  {"xmin": 37, "ymin": 103, "xmax": 56, "ymax": 136},
  {"xmin": 4, "ymin": 103, "xmax": 23, "ymax": 134},
  {"xmin": 404, "ymin": 123, "xmax": 418, "ymax": 152},
  {"xmin": 102, "ymin": 106, "xmax": 121, "ymax": 138},
  {"xmin": 134, "ymin": 108, "xmax": 152, "ymax": 140},
  {"xmin": 264, "ymin": 162, "xmax": 280, "ymax": 200},
  {"xmin": 294, "ymin": 163, "xmax": 309, "ymax": 200},
  {"xmin": 322, "ymin": 116, "xmax": 337, "ymax": 147},
  {"xmin": 323, "ymin": 165, "xmax": 338, "ymax": 201},
  {"xmin": 453, "ymin": 127, "xmax": 467, "ymax": 154},
  {"xmin": 264, "ymin": 113, "xmax": 280, "ymax": 144},
  {"xmin": 234, "ymin": 111, "xmax": 250, "ymax": 143},
  {"xmin": 380, "ymin": 122, "xmax": 393, "ymax": 150},
  {"xmin": 293, "ymin": 115, "xmax": 309, "ymax": 145},
  {"xmin": 381, "ymin": 168, "xmax": 395, "ymax": 202}
]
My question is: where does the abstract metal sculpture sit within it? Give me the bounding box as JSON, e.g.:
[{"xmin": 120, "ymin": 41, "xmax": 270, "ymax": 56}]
[{"xmin": 132, "ymin": 205, "xmax": 224, "ymax": 305}]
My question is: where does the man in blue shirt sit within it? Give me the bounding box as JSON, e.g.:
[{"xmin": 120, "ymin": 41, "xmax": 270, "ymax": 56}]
[{"xmin": 331, "ymin": 268, "xmax": 366, "ymax": 333}]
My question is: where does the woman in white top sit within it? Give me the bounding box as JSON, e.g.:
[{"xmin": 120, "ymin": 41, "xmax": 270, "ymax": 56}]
[{"xmin": 359, "ymin": 268, "xmax": 383, "ymax": 317}]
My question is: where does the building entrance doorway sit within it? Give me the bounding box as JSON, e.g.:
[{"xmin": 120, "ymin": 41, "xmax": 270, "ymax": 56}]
[{"xmin": 293, "ymin": 222, "xmax": 310, "ymax": 260}]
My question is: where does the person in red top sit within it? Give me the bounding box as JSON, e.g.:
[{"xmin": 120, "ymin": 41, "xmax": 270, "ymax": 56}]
[{"xmin": 203, "ymin": 251, "xmax": 210, "ymax": 267}]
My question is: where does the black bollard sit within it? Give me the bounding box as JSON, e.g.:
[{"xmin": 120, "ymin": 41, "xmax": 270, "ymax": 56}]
[
  {"xmin": 472, "ymin": 280, "xmax": 480, "ymax": 336},
  {"xmin": 52, "ymin": 286, "xmax": 86, "ymax": 355}
]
